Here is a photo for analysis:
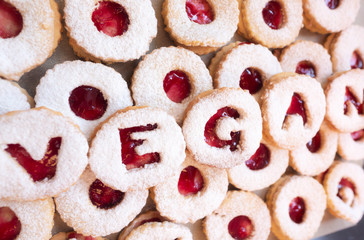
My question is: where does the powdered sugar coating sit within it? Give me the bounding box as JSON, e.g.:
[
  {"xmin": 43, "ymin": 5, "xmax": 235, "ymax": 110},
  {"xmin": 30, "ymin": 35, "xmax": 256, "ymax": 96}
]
[
  {"xmin": 55, "ymin": 169, "xmax": 148, "ymax": 237},
  {"xmin": 132, "ymin": 47, "xmax": 213, "ymax": 124},
  {"xmin": 204, "ymin": 191, "xmax": 271, "ymax": 240},
  {"xmin": 35, "ymin": 61, "xmax": 133, "ymax": 140},
  {"xmin": 89, "ymin": 106, "xmax": 186, "ymax": 191},
  {"xmin": 125, "ymin": 222, "xmax": 192, "ymax": 240},
  {"xmin": 338, "ymin": 131, "xmax": 364, "ymax": 161},
  {"xmin": 183, "ymin": 88, "xmax": 262, "ymax": 169},
  {"xmin": 64, "ymin": 0, "xmax": 157, "ymax": 62},
  {"xmin": 0, "ymin": 198, "xmax": 54, "ymax": 240},
  {"xmin": 0, "ymin": 79, "xmax": 33, "ymax": 115},
  {"xmin": 0, "ymin": 107, "xmax": 88, "ymax": 201},
  {"xmin": 0, "ymin": 0, "xmax": 61, "ymax": 81}
]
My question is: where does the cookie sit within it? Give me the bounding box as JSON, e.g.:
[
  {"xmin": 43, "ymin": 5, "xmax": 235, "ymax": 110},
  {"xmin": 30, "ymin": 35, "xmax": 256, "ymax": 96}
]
[
  {"xmin": 51, "ymin": 232, "xmax": 107, "ymax": 240},
  {"xmin": 338, "ymin": 129, "xmax": 364, "ymax": 161},
  {"xmin": 0, "ymin": 78, "xmax": 33, "ymax": 115}
]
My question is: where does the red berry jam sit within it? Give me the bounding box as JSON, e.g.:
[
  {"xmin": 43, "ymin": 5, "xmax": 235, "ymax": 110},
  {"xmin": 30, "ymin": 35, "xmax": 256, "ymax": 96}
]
[
  {"xmin": 351, "ymin": 129, "xmax": 364, "ymax": 141},
  {"xmin": 325, "ymin": 0, "xmax": 340, "ymax": 10},
  {"xmin": 296, "ymin": 61, "xmax": 316, "ymax": 78},
  {"xmin": 350, "ymin": 51, "xmax": 363, "ymax": 69},
  {"xmin": 289, "ymin": 197, "xmax": 305, "ymax": 224},
  {"xmin": 178, "ymin": 166, "xmax": 204, "ymax": 196},
  {"xmin": 285, "ymin": 93, "xmax": 307, "ymax": 125},
  {"xmin": 262, "ymin": 1, "xmax": 283, "ymax": 30},
  {"xmin": 228, "ymin": 215, "xmax": 253, "ymax": 240},
  {"xmin": 240, "ymin": 68, "xmax": 263, "ymax": 94},
  {"xmin": 337, "ymin": 178, "xmax": 356, "ymax": 200},
  {"xmin": 119, "ymin": 124, "xmax": 160, "ymax": 170},
  {"xmin": 0, "ymin": 0, "xmax": 23, "ymax": 39},
  {"xmin": 67, "ymin": 232, "xmax": 96, "ymax": 240},
  {"xmin": 0, "ymin": 207, "xmax": 21, "ymax": 240},
  {"xmin": 306, "ymin": 131, "xmax": 321, "ymax": 153},
  {"xmin": 245, "ymin": 143, "xmax": 270, "ymax": 170},
  {"xmin": 163, "ymin": 70, "xmax": 191, "ymax": 103},
  {"xmin": 69, "ymin": 85, "xmax": 108, "ymax": 121},
  {"xmin": 204, "ymin": 107, "xmax": 241, "ymax": 151},
  {"xmin": 5, "ymin": 137, "xmax": 61, "ymax": 182},
  {"xmin": 89, "ymin": 179, "xmax": 124, "ymax": 210},
  {"xmin": 344, "ymin": 87, "xmax": 363, "ymax": 115},
  {"xmin": 92, "ymin": 1, "xmax": 130, "ymax": 37},
  {"xmin": 186, "ymin": 0, "xmax": 214, "ymax": 24}
]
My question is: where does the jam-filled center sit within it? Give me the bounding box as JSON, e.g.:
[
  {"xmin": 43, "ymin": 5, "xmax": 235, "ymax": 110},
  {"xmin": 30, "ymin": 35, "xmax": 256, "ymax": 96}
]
[
  {"xmin": 92, "ymin": 1, "xmax": 130, "ymax": 37},
  {"xmin": 178, "ymin": 166, "xmax": 204, "ymax": 196},
  {"xmin": 240, "ymin": 68, "xmax": 263, "ymax": 94},
  {"xmin": 325, "ymin": 0, "xmax": 340, "ymax": 10},
  {"xmin": 289, "ymin": 197, "xmax": 306, "ymax": 224},
  {"xmin": 344, "ymin": 87, "xmax": 363, "ymax": 115},
  {"xmin": 0, "ymin": 207, "xmax": 21, "ymax": 240},
  {"xmin": 186, "ymin": 0, "xmax": 214, "ymax": 24},
  {"xmin": 228, "ymin": 215, "xmax": 253, "ymax": 240},
  {"xmin": 245, "ymin": 143, "xmax": 270, "ymax": 170},
  {"xmin": 262, "ymin": 1, "xmax": 283, "ymax": 30},
  {"xmin": 163, "ymin": 70, "xmax": 192, "ymax": 103},
  {"xmin": 69, "ymin": 85, "xmax": 108, "ymax": 121},
  {"xmin": 350, "ymin": 51, "xmax": 363, "ymax": 70},
  {"xmin": 204, "ymin": 107, "xmax": 241, "ymax": 151},
  {"xmin": 351, "ymin": 129, "xmax": 364, "ymax": 141},
  {"xmin": 296, "ymin": 61, "xmax": 316, "ymax": 78},
  {"xmin": 67, "ymin": 232, "xmax": 96, "ymax": 240},
  {"xmin": 0, "ymin": 0, "xmax": 23, "ymax": 39},
  {"xmin": 306, "ymin": 131, "xmax": 321, "ymax": 153},
  {"xmin": 5, "ymin": 137, "xmax": 62, "ymax": 182},
  {"xmin": 119, "ymin": 124, "xmax": 160, "ymax": 170},
  {"xmin": 285, "ymin": 93, "xmax": 307, "ymax": 125},
  {"xmin": 89, "ymin": 179, "xmax": 124, "ymax": 210},
  {"xmin": 337, "ymin": 178, "xmax": 356, "ymax": 205}
]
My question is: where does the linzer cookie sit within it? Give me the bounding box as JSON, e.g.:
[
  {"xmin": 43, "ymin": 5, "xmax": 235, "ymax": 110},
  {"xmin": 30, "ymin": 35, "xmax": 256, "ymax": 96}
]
[
  {"xmin": 0, "ymin": 0, "xmax": 61, "ymax": 81},
  {"xmin": 228, "ymin": 139, "xmax": 288, "ymax": 191},
  {"xmin": 55, "ymin": 169, "xmax": 148, "ymax": 237},
  {"xmin": 266, "ymin": 175, "xmax": 326, "ymax": 240},
  {"xmin": 238, "ymin": 0, "xmax": 303, "ymax": 48},
  {"xmin": 0, "ymin": 198, "xmax": 54, "ymax": 240},
  {"xmin": 338, "ymin": 129, "xmax": 364, "ymax": 161},
  {"xmin": 203, "ymin": 191, "xmax": 271, "ymax": 240},
  {"xmin": 323, "ymin": 161, "xmax": 364, "ymax": 223},
  {"xmin": 303, "ymin": 0, "xmax": 360, "ymax": 34},
  {"xmin": 89, "ymin": 106, "xmax": 186, "ymax": 191},
  {"xmin": 64, "ymin": 0, "xmax": 157, "ymax": 62},
  {"xmin": 261, "ymin": 72, "xmax": 326, "ymax": 150},
  {"xmin": 182, "ymin": 88, "xmax": 262, "ymax": 169},
  {"xmin": 0, "ymin": 107, "xmax": 88, "ymax": 201},
  {"xmin": 0, "ymin": 78, "xmax": 33, "ymax": 115},
  {"xmin": 162, "ymin": 0, "xmax": 239, "ymax": 55},
  {"xmin": 51, "ymin": 232, "xmax": 107, "ymax": 240},
  {"xmin": 35, "ymin": 61, "xmax": 133, "ymax": 140},
  {"xmin": 152, "ymin": 152, "xmax": 228, "ymax": 224},
  {"xmin": 325, "ymin": 69, "xmax": 364, "ymax": 133},
  {"xmin": 132, "ymin": 47, "xmax": 213, "ymax": 124}
]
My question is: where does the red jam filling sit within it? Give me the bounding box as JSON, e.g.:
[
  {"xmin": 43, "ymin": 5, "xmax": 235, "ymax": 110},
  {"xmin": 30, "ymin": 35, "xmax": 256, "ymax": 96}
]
[
  {"xmin": 240, "ymin": 68, "xmax": 263, "ymax": 94},
  {"xmin": 285, "ymin": 93, "xmax": 307, "ymax": 125},
  {"xmin": 245, "ymin": 143, "xmax": 270, "ymax": 170},
  {"xmin": 186, "ymin": 0, "xmax": 214, "ymax": 24},
  {"xmin": 5, "ymin": 137, "xmax": 61, "ymax": 182},
  {"xmin": 296, "ymin": 61, "xmax": 316, "ymax": 78},
  {"xmin": 228, "ymin": 215, "xmax": 253, "ymax": 240},
  {"xmin": 289, "ymin": 197, "xmax": 305, "ymax": 224},
  {"xmin": 262, "ymin": 1, "xmax": 283, "ymax": 30},
  {"xmin": 89, "ymin": 179, "xmax": 124, "ymax": 210},
  {"xmin": 92, "ymin": 1, "xmax": 130, "ymax": 37},
  {"xmin": 178, "ymin": 166, "xmax": 204, "ymax": 196},
  {"xmin": 163, "ymin": 70, "xmax": 192, "ymax": 103},
  {"xmin": 204, "ymin": 107, "xmax": 241, "ymax": 151},
  {"xmin": 350, "ymin": 51, "xmax": 363, "ymax": 70},
  {"xmin": 325, "ymin": 0, "xmax": 340, "ymax": 10},
  {"xmin": 351, "ymin": 129, "xmax": 364, "ymax": 141},
  {"xmin": 67, "ymin": 232, "xmax": 96, "ymax": 240},
  {"xmin": 119, "ymin": 124, "xmax": 160, "ymax": 170},
  {"xmin": 0, "ymin": 207, "xmax": 21, "ymax": 240},
  {"xmin": 306, "ymin": 131, "xmax": 321, "ymax": 153},
  {"xmin": 0, "ymin": 0, "xmax": 23, "ymax": 39},
  {"xmin": 69, "ymin": 85, "xmax": 108, "ymax": 121},
  {"xmin": 337, "ymin": 178, "xmax": 356, "ymax": 200},
  {"xmin": 344, "ymin": 87, "xmax": 363, "ymax": 115}
]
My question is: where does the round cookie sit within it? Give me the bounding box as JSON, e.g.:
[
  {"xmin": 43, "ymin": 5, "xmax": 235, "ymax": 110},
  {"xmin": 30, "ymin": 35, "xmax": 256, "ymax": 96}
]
[
  {"xmin": 338, "ymin": 129, "xmax": 364, "ymax": 161},
  {"xmin": 132, "ymin": 47, "xmax": 213, "ymax": 124},
  {"xmin": 261, "ymin": 72, "xmax": 326, "ymax": 150},
  {"xmin": 51, "ymin": 232, "xmax": 107, "ymax": 240},
  {"xmin": 0, "ymin": 78, "xmax": 33, "ymax": 115},
  {"xmin": 0, "ymin": 107, "xmax": 88, "ymax": 201},
  {"xmin": 89, "ymin": 106, "xmax": 186, "ymax": 191},
  {"xmin": 64, "ymin": 0, "xmax": 157, "ymax": 62},
  {"xmin": 35, "ymin": 61, "xmax": 133, "ymax": 140},
  {"xmin": 0, "ymin": 0, "xmax": 61, "ymax": 81},
  {"xmin": 203, "ymin": 191, "xmax": 271, "ymax": 240},
  {"xmin": 182, "ymin": 88, "xmax": 262, "ymax": 169}
]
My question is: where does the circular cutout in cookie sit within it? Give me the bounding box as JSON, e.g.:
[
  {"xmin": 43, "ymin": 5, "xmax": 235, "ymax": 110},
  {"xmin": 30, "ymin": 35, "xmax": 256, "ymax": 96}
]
[
  {"xmin": 185, "ymin": 0, "xmax": 214, "ymax": 24},
  {"xmin": 351, "ymin": 129, "xmax": 364, "ymax": 141},
  {"xmin": 240, "ymin": 68, "xmax": 263, "ymax": 94},
  {"xmin": 289, "ymin": 197, "xmax": 306, "ymax": 224},
  {"xmin": 306, "ymin": 131, "xmax": 321, "ymax": 153},
  {"xmin": 325, "ymin": 0, "xmax": 340, "ymax": 10},
  {"xmin": 0, "ymin": 207, "xmax": 21, "ymax": 240},
  {"xmin": 0, "ymin": 0, "xmax": 23, "ymax": 39},
  {"xmin": 245, "ymin": 143, "xmax": 270, "ymax": 170},
  {"xmin": 262, "ymin": 1, "xmax": 283, "ymax": 30},
  {"xmin": 178, "ymin": 166, "xmax": 204, "ymax": 196},
  {"xmin": 163, "ymin": 70, "xmax": 191, "ymax": 103},
  {"xmin": 296, "ymin": 60, "xmax": 316, "ymax": 78},
  {"xmin": 89, "ymin": 179, "xmax": 124, "ymax": 210},
  {"xmin": 350, "ymin": 51, "xmax": 363, "ymax": 70},
  {"xmin": 228, "ymin": 215, "xmax": 253, "ymax": 240}
]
